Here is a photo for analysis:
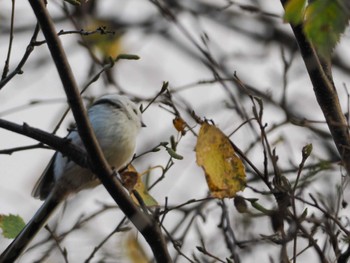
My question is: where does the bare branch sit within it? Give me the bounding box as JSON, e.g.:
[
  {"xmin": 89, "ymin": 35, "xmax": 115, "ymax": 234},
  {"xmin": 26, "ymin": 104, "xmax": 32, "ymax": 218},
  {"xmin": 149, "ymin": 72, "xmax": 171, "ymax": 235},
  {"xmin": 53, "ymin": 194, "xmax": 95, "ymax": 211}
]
[{"xmin": 26, "ymin": 1, "xmax": 172, "ymax": 262}]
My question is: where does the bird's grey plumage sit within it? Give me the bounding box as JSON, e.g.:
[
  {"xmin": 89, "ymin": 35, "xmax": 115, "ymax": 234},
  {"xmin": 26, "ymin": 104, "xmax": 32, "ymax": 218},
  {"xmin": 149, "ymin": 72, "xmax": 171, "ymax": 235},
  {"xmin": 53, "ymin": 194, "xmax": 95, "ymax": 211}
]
[{"xmin": 0, "ymin": 94, "xmax": 143, "ymax": 262}]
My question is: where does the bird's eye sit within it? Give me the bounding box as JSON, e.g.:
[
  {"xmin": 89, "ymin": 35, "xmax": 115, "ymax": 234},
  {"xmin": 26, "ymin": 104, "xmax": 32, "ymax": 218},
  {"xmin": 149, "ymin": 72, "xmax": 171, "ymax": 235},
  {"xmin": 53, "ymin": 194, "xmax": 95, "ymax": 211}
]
[{"xmin": 133, "ymin": 108, "xmax": 138, "ymax": 115}]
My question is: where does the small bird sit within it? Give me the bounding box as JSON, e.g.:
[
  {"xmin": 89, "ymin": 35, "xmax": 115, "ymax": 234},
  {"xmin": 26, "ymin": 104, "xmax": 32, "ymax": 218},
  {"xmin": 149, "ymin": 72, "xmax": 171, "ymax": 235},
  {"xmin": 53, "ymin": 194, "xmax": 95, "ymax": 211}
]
[{"xmin": 0, "ymin": 94, "xmax": 144, "ymax": 262}]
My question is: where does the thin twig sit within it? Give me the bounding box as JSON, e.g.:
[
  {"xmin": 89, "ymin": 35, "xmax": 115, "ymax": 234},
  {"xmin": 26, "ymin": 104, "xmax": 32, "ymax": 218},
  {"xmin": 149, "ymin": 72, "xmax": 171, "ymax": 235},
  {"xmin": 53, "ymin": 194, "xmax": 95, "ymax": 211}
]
[
  {"xmin": 1, "ymin": 0, "xmax": 16, "ymax": 80},
  {"xmin": 26, "ymin": 1, "xmax": 172, "ymax": 262}
]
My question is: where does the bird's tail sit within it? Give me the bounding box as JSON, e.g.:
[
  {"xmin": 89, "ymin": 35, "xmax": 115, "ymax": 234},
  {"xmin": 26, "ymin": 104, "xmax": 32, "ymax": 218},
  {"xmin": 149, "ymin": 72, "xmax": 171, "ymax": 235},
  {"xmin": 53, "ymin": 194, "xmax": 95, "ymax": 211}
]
[{"xmin": 0, "ymin": 192, "xmax": 62, "ymax": 263}]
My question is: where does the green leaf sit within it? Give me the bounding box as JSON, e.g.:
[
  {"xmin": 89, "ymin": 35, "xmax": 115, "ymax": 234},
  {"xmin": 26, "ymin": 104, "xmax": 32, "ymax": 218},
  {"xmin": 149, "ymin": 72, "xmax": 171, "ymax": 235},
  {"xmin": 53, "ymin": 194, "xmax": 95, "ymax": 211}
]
[
  {"xmin": 302, "ymin": 143, "xmax": 313, "ymax": 159},
  {"xmin": 166, "ymin": 147, "xmax": 184, "ymax": 160},
  {"xmin": 0, "ymin": 214, "xmax": 25, "ymax": 239},
  {"xmin": 248, "ymin": 199, "xmax": 272, "ymax": 214},
  {"xmin": 116, "ymin": 54, "xmax": 140, "ymax": 60},
  {"xmin": 300, "ymin": 208, "xmax": 308, "ymax": 221},
  {"xmin": 284, "ymin": 0, "xmax": 307, "ymax": 24},
  {"xmin": 304, "ymin": 0, "xmax": 349, "ymax": 58}
]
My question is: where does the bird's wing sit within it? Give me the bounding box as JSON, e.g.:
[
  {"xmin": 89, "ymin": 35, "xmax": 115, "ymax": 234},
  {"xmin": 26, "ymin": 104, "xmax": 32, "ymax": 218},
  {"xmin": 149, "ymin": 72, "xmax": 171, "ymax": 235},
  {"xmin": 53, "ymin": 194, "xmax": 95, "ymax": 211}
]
[{"xmin": 31, "ymin": 153, "xmax": 56, "ymax": 200}]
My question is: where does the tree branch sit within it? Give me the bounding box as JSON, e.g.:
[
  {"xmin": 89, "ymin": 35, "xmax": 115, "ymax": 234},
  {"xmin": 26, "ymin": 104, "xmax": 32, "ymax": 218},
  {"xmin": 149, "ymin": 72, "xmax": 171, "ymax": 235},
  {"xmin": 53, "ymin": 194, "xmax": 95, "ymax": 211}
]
[
  {"xmin": 0, "ymin": 118, "xmax": 89, "ymax": 168},
  {"xmin": 0, "ymin": 24, "xmax": 40, "ymax": 90},
  {"xmin": 22, "ymin": 0, "xmax": 172, "ymax": 262},
  {"xmin": 280, "ymin": 0, "xmax": 350, "ymax": 176}
]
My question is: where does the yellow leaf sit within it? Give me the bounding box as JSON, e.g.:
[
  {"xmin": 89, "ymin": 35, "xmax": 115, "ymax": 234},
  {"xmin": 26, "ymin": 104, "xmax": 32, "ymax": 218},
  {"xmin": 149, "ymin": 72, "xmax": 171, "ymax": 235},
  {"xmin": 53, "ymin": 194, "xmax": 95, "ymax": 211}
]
[
  {"xmin": 195, "ymin": 122, "xmax": 246, "ymax": 198},
  {"xmin": 82, "ymin": 18, "xmax": 123, "ymax": 58},
  {"xmin": 125, "ymin": 234, "xmax": 149, "ymax": 263},
  {"xmin": 120, "ymin": 166, "xmax": 158, "ymax": 207},
  {"xmin": 132, "ymin": 179, "xmax": 158, "ymax": 207}
]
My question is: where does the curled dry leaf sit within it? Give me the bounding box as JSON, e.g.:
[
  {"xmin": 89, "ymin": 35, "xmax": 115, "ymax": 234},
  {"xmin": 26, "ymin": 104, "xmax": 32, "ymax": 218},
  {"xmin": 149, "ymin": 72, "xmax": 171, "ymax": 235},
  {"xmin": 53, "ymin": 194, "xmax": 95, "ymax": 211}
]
[
  {"xmin": 120, "ymin": 170, "xmax": 138, "ymax": 192},
  {"xmin": 195, "ymin": 122, "xmax": 246, "ymax": 198},
  {"xmin": 173, "ymin": 116, "xmax": 187, "ymax": 135},
  {"xmin": 120, "ymin": 165, "xmax": 158, "ymax": 207},
  {"xmin": 234, "ymin": 195, "xmax": 248, "ymax": 213}
]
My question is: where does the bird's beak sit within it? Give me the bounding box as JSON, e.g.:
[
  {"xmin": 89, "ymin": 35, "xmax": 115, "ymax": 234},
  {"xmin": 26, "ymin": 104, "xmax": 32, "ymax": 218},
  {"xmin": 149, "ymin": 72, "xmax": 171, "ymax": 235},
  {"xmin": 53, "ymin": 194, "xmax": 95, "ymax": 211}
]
[{"xmin": 141, "ymin": 121, "xmax": 147, "ymax": 128}]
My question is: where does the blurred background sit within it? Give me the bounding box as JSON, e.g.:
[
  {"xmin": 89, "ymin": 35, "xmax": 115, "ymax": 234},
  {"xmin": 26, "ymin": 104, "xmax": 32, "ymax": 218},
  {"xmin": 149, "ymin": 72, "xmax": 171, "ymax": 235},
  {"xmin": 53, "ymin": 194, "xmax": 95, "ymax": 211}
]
[{"xmin": 1, "ymin": 0, "xmax": 350, "ymax": 262}]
